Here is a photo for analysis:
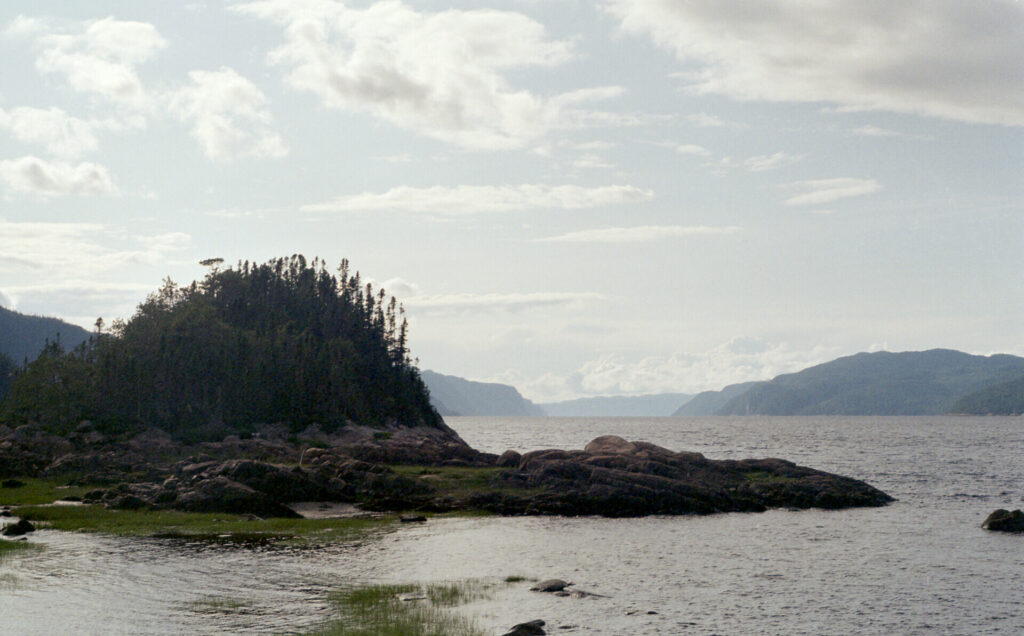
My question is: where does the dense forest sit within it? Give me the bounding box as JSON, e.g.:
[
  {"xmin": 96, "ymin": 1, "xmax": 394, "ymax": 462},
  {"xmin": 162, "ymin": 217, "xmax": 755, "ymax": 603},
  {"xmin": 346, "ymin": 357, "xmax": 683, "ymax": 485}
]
[
  {"xmin": 951, "ymin": 376, "xmax": 1024, "ymax": 415},
  {"xmin": 0, "ymin": 256, "xmax": 442, "ymax": 440}
]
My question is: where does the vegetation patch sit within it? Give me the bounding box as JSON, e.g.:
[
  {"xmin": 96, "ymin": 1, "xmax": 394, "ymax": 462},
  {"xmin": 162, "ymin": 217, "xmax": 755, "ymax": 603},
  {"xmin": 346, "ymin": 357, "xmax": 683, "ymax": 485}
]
[
  {"xmin": 743, "ymin": 470, "xmax": 798, "ymax": 485},
  {"xmin": 0, "ymin": 478, "xmax": 99, "ymax": 506},
  {"xmin": 313, "ymin": 579, "xmax": 506, "ymax": 636},
  {"xmin": 12, "ymin": 503, "xmax": 395, "ymax": 545}
]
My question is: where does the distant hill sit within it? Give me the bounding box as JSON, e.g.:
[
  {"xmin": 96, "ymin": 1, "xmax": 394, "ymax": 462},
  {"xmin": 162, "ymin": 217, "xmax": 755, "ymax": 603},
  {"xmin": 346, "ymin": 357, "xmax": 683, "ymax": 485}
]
[
  {"xmin": 421, "ymin": 370, "xmax": 545, "ymax": 417},
  {"xmin": 680, "ymin": 350, "xmax": 1024, "ymax": 416},
  {"xmin": 542, "ymin": 393, "xmax": 692, "ymax": 417},
  {"xmin": 950, "ymin": 375, "xmax": 1024, "ymax": 415},
  {"xmin": 0, "ymin": 306, "xmax": 91, "ymax": 363},
  {"xmin": 673, "ymin": 382, "xmax": 762, "ymax": 416}
]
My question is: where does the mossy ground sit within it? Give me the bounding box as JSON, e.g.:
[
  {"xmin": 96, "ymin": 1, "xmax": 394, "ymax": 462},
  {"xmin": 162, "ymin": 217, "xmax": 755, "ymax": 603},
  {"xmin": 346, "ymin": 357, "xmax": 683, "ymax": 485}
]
[
  {"xmin": 312, "ymin": 579, "xmax": 508, "ymax": 636},
  {"xmin": 0, "ymin": 478, "xmax": 98, "ymax": 506}
]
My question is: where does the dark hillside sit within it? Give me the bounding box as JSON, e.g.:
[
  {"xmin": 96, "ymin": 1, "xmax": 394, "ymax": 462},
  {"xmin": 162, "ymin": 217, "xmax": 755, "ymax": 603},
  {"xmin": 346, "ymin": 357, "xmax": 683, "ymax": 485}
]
[
  {"xmin": 716, "ymin": 349, "xmax": 1024, "ymax": 415},
  {"xmin": 0, "ymin": 306, "xmax": 90, "ymax": 363},
  {"xmin": 0, "ymin": 256, "xmax": 441, "ymax": 440},
  {"xmin": 951, "ymin": 375, "xmax": 1024, "ymax": 415},
  {"xmin": 421, "ymin": 370, "xmax": 545, "ymax": 416}
]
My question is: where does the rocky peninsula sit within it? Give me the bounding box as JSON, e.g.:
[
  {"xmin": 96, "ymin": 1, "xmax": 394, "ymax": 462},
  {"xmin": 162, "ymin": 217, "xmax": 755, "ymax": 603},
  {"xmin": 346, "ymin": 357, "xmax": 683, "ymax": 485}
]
[{"xmin": 0, "ymin": 420, "xmax": 892, "ymax": 518}]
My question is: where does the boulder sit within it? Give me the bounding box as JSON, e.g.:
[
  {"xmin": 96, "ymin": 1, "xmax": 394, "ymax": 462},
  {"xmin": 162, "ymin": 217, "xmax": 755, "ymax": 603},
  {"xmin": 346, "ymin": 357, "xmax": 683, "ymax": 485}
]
[
  {"xmin": 530, "ymin": 579, "xmax": 569, "ymax": 593},
  {"xmin": 496, "ymin": 450, "xmax": 522, "ymax": 468},
  {"xmin": 983, "ymin": 509, "xmax": 1024, "ymax": 532},
  {"xmin": 175, "ymin": 476, "xmax": 300, "ymax": 518},
  {"xmin": 2, "ymin": 519, "xmax": 35, "ymax": 536},
  {"xmin": 502, "ymin": 620, "xmax": 546, "ymax": 636}
]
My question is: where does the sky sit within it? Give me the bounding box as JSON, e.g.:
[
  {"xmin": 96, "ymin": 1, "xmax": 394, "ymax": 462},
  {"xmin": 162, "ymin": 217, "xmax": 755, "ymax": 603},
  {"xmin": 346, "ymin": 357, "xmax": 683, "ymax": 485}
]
[{"xmin": 0, "ymin": 0, "xmax": 1021, "ymax": 402}]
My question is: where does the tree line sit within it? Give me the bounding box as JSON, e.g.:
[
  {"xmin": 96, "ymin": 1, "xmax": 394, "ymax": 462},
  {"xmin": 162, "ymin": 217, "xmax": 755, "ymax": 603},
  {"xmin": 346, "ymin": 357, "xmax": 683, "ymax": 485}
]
[{"xmin": 0, "ymin": 256, "xmax": 441, "ymax": 440}]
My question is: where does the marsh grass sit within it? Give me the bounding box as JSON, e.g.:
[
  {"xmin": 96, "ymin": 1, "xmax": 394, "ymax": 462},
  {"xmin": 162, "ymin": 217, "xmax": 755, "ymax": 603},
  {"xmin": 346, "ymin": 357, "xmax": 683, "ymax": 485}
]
[
  {"xmin": 12, "ymin": 504, "xmax": 394, "ymax": 544},
  {"xmin": 0, "ymin": 538, "xmax": 38, "ymax": 558},
  {"xmin": 0, "ymin": 478, "xmax": 99, "ymax": 506},
  {"xmin": 313, "ymin": 579, "xmax": 507, "ymax": 636}
]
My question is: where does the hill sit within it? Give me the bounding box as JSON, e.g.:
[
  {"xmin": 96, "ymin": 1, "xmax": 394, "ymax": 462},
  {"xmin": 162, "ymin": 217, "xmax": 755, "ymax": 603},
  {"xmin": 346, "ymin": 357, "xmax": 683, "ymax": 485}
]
[
  {"xmin": 421, "ymin": 370, "xmax": 545, "ymax": 417},
  {"xmin": 673, "ymin": 382, "xmax": 763, "ymax": 416},
  {"xmin": 0, "ymin": 306, "xmax": 90, "ymax": 363},
  {"xmin": 950, "ymin": 375, "xmax": 1024, "ymax": 415},
  {"xmin": 1, "ymin": 256, "xmax": 442, "ymax": 439},
  {"xmin": 686, "ymin": 349, "xmax": 1024, "ymax": 416},
  {"xmin": 541, "ymin": 393, "xmax": 692, "ymax": 417}
]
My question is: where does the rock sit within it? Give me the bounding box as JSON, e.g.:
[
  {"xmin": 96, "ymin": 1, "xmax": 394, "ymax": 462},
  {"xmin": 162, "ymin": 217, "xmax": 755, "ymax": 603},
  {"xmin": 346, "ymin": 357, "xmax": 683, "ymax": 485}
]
[
  {"xmin": 176, "ymin": 476, "xmax": 300, "ymax": 518},
  {"xmin": 2, "ymin": 519, "xmax": 35, "ymax": 536},
  {"xmin": 983, "ymin": 509, "xmax": 1024, "ymax": 532},
  {"xmin": 0, "ymin": 510, "xmax": 11, "ymax": 517},
  {"xmin": 497, "ymin": 450, "xmax": 522, "ymax": 467},
  {"xmin": 530, "ymin": 579, "xmax": 569, "ymax": 593},
  {"xmin": 399, "ymin": 515, "xmax": 427, "ymax": 523},
  {"xmin": 1, "ymin": 479, "xmax": 25, "ymax": 488},
  {"xmin": 502, "ymin": 619, "xmax": 546, "ymax": 636}
]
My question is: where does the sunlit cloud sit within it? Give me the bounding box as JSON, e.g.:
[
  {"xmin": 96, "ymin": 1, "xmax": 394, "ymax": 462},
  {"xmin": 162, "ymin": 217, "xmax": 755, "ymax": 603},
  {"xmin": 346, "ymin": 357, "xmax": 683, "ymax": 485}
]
[
  {"xmin": 303, "ymin": 184, "xmax": 653, "ymax": 214},
  {"xmin": 782, "ymin": 177, "xmax": 881, "ymax": 206},
  {"xmin": 535, "ymin": 225, "xmax": 741, "ymax": 243},
  {"xmin": 0, "ymin": 156, "xmax": 118, "ymax": 196}
]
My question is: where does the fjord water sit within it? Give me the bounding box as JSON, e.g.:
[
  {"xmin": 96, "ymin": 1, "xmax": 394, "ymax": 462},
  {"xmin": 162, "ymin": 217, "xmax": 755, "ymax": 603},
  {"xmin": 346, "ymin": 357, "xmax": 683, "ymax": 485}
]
[{"xmin": 3, "ymin": 416, "xmax": 1024, "ymax": 634}]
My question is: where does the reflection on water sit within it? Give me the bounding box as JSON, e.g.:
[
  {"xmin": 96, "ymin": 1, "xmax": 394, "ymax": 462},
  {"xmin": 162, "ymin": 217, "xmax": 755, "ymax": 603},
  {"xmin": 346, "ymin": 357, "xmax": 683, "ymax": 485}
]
[{"xmin": 4, "ymin": 416, "xmax": 1024, "ymax": 634}]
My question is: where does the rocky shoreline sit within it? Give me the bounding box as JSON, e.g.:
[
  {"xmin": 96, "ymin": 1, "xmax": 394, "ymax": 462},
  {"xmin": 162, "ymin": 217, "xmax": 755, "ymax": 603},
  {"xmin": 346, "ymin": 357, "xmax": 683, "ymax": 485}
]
[{"xmin": 0, "ymin": 421, "xmax": 893, "ymax": 518}]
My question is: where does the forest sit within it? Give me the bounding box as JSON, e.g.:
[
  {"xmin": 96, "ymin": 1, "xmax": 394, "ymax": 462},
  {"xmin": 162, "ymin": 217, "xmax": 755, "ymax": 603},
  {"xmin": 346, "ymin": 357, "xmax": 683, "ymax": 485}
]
[{"xmin": 0, "ymin": 256, "xmax": 442, "ymax": 440}]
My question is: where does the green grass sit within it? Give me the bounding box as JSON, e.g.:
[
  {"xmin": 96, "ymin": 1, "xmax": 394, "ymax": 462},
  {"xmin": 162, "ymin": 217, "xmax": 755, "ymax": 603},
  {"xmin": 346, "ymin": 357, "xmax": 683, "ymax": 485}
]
[
  {"xmin": 312, "ymin": 579, "xmax": 507, "ymax": 636},
  {"xmin": 0, "ymin": 539, "xmax": 38, "ymax": 557},
  {"xmin": 12, "ymin": 503, "xmax": 395, "ymax": 544},
  {"xmin": 0, "ymin": 478, "xmax": 100, "ymax": 506},
  {"xmin": 743, "ymin": 470, "xmax": 798, "ymax": 485}
]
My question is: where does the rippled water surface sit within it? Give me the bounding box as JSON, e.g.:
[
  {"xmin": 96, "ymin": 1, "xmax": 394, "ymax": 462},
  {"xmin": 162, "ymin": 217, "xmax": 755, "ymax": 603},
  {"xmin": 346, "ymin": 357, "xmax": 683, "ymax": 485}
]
[{"xmin": 4, "ymin": 416, "xmax": 1024, "ymax": 634}]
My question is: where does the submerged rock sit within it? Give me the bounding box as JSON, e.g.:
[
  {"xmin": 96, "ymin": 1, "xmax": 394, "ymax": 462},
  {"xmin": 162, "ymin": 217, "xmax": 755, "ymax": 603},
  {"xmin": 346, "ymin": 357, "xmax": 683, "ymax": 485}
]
[{"xmin": 983, "ymin": 509, "xmax": 1024, "ymax": 532}]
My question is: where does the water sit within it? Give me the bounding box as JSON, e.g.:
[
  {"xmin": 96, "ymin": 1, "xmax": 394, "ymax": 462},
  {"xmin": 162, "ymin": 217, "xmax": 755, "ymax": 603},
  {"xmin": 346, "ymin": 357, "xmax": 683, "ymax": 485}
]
[{"xmin": 3, "ymin": 416, "xmax": 1024, "ymax": 634}]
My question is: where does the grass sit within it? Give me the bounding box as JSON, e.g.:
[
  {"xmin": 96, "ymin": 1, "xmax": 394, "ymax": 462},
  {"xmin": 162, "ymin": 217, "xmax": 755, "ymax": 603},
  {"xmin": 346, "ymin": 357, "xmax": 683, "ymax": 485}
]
[
  {"xmin": 743, "ymin": 470, "xmax": 798, "ymax": 485},
  {"xmin": 0, "ymin": 539, "xmax": 38, "ymax": 558},
  {"xmin": 12, "ymin": 504, "xmax": 395, "ymax": 545},
  {"xmin": 0, "ymin": 477, "xmax": 100, "ymax": 506},
  {"xmin": 312, "ymin": 579, "xmax": 507, "ymax": 636}
]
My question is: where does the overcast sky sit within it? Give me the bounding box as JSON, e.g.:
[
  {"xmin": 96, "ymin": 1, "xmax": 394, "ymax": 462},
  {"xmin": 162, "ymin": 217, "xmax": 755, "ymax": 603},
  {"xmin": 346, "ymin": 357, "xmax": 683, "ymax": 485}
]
[{"xmin": 1, "ymin": 1, "xmax": 1021, "ymax": 401}]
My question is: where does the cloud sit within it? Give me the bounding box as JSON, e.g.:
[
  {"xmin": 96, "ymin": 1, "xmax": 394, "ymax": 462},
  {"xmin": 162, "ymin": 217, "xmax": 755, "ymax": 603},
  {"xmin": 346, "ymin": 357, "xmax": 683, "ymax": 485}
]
[
  {"xmin": 404, "ymin": 291, "xmax": 607, "ymax": 314},
  {"xmin": 0, "ymin": 220, "xmax": 190, "ymax": 276},
  {"xmin": 504, "ymin": 338, "xmax": 842, "ymax": 400},
  {"xmin": 166, "ymin": 67, "xmax": 288, "ymax": 159},
  {"xmin": 782, "ymin": 177, "xmax": 881, "ymax": 206},
  {"xmin": 0, "ymin": 106, "xmax": 100, "ymax": 158},
  {"xmin": 607, "ymin": 0, "xmax": 1024, "ymax": 126},
  {"xmin": 303, "ymin": 184, "xmax": 653, "ymax": 214},
  {"xmin": 743, "ymin": 152, "xmax": 801, "ymax": 172},
  {"xmin": 0, "ymin": 156, "xmax": 118, "ymax": 196},
  {"xmin": 32, "ymin": 16, "xmax": 166, "ymax": 108},
  {"xmin": 535, "ymin": 225, "xmax": 741, "ymax": 243},
  {"xmin": 674, "ymin": 143, "xmax": 710, "ymax": 156},
  {"xmin": 0, "ymin": 289, "xmax": 12, "ymax": 309},
  {"xmin": 232, "ymin": 0, "xmax": 627, "ymax": 149}
]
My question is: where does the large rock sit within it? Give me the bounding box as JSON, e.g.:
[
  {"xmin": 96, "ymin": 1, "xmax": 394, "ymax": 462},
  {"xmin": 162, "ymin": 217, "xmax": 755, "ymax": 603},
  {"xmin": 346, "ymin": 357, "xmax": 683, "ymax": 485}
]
[
  {"xmin": 983, "ymin": 509, "xmax": 1024, "ymax": 532},
  {"xmin": 175, "ymin": 476, "xmax": 300, "ymax": 518},
  {"xmin": 2, "ymin": 518, "xmax": 35, "ymax": 536},
  {"xmin": 502, "ymin": 620, "xmax": 546, "ymax": 636},
  {"xmin": 485, "ymin": 436, "xmax": 892, "ymax": 517}
]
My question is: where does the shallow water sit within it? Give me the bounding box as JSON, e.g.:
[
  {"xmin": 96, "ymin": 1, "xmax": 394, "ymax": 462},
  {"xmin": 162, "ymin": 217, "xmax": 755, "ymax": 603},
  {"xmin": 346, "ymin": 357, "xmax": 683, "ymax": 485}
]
[{"xmin": 3, "ymin": 416, "xmax": 1024, "ymax": 634}]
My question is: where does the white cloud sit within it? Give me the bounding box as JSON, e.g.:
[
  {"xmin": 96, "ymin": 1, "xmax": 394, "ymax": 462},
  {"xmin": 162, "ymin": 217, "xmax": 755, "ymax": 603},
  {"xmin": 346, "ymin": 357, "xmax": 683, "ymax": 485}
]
[
  {"xmin": 571, "ymin": 153, "xmax": 614, "ymax": 169},
  {"xmin": 783, "ymin": 177, "xmax": 881, "ymax": 206},
  {"xmin": 608, "ymin": 0, "xmax": 1024, "ymax": 126},
  {"xmin": 743, "ymin": 152, "xmax": 801, "ymax": 172},
  {"xmin": 0, "ymin": 156, "xmax": 117, "ymax": 196},
  {"xmin": 0, "ymin": 220, "xmax": 190, "ymax": 277},
  {"xmin": 303, "ymin": 184, "xmax": 653, "ymax": 214},
  {"xmin": 166, "ymin": 67, "xmax": 288, "ymax": 160},
  {"xmin": 4, "ymin": 15, "xmax": 46, "ymax": 37},
  {"xmin": 536, "ymin": 225, "xmax": 741, "ymax": 243},
  {"xmin": 32, "ymin": 17, "xmax": 166, "ymax": 109},
  {"xmin": 0, "ymin": 106, "xmax": 100, "ymax": 158},
  {"xmin": 506, "ymin": 338, "xmax": 842, "ymax": 400},
  {"xmin": 0, "ymin": 289, "xmax": 13, "ymax": 309},
  {"xmin": 674, "ymin": 143, "xmax": 710, "ymax": 156},
  {"xmin": 405, "ymin": 291, "xmax": 607, "ymax": 314},
  {"xmin": 233, "ymin": 0, "xmax": 626, "ymax": 149}
]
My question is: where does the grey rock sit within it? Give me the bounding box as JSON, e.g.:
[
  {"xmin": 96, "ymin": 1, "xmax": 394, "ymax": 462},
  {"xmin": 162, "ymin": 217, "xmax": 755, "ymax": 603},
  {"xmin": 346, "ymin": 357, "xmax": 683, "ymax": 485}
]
[{"xmin": 530, "ymin": 579, "xmax": 569, "ymax": 593}]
